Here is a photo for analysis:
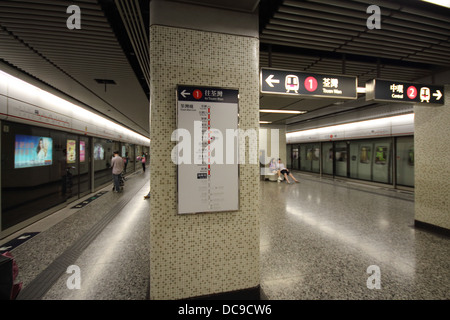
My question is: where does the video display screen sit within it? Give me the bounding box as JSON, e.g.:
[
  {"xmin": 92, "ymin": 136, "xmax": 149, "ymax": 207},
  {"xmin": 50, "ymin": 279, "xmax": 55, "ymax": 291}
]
[{"xmin": 15, "ymin": 135, "xmax": 53, "ymax": 169}]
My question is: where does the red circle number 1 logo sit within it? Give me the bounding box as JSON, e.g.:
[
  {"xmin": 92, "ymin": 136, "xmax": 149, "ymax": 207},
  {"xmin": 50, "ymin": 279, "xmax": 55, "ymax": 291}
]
[
  {"xmin": 305, "ymin": 77, "xmax": 318, "ymax": 92},
  {"xmin": 193, "ymin": 89, "xmax": 203, "ymax": 100},
  {"xmin": 407, "ymin": 86, "xmax": 417, "ymax": 100}
]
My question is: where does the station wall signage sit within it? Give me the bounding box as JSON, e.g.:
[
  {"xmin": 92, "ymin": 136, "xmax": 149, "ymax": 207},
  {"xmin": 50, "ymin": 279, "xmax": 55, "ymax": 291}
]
[
  {"xmin": 366, "ymin": 79, "xmax": 444, "ymax": 105},
  {"xmin": 176, "ymin": 85, "xmax": 239, "ymax": 215},
  {"xmin": 260, "ymin": 68, "xmax": 358, "ymax": 100}
]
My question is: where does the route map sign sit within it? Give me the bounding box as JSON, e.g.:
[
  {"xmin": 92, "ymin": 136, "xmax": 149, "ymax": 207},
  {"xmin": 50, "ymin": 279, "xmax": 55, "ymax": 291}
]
[
  {"xmin": 260, "ymin": 68, "xmax": 358, "ymax": 100},
  {"xmin": 366, "ymin": 79, "xmax": 445, "ymax": 105},
  {"xmin": 176, "ymin": 85, "xmax": 239, "ymax": 215}
]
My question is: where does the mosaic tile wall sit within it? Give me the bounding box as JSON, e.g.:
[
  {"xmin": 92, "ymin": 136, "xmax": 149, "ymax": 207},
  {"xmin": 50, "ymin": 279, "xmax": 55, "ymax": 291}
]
[
  {"xmin": 149, "ymin": 25, "xmax": 260, "ymax": 300},
  {"xmin": 415, "ymin": 85, "xmax": 450, "ymax": 230}
]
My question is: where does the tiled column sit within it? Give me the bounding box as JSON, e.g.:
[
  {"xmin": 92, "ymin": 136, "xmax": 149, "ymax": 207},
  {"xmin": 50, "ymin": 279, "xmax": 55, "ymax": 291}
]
[
  {"xmin": 414, "ymin": 85, "xmax": 450, "ymax": 231},
  {"xmin": 259, "ymin": 124, "xmax": 287, "ymax": 165},
  {"xmin": 149, "ymin": 1, "xmax": 260, "ymax": 299}
]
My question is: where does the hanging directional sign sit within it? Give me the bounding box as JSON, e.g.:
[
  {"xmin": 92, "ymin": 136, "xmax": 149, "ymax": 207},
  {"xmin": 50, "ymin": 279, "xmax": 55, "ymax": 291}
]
[
  {"xmin": 260, "ymin": 68, "xmax": 358, "ymax": 99},
  {"xmin": 366, "ymin": 79, "xmax": 445, "ymax": 105}
]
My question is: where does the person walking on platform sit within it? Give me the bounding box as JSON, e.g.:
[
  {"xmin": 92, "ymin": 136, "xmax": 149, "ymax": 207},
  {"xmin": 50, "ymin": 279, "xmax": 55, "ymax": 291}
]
[{"xmin": 111, "ymin": 151, "xmax": 124, "ymax": 193}]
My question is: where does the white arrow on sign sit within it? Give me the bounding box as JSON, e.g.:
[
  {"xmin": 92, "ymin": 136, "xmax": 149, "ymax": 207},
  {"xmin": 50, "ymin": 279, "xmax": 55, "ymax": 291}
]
[
  {"xmin": 181, "ymin": 90, "xmax": 191, "ymax": 99},
  {"xmin": 18, "ymin": 235, "xmax": 31, "ymax": 240},
  {"xmin": 0, "ymin": 246, "xmax": 12, "ymax": 251},
  {"xmin": 433, "ymin": 90, "xmax": 443, "ymax": 100},
  {"xmin": 265, "ymin": 75, "xmax": 280, "ymax": 88}
]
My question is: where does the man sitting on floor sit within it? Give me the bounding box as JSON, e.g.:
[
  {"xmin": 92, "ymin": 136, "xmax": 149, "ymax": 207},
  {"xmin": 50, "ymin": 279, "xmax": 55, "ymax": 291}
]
[{"xmin": 276, "ymin": 158, "xmax": 299, "ymax": 184}]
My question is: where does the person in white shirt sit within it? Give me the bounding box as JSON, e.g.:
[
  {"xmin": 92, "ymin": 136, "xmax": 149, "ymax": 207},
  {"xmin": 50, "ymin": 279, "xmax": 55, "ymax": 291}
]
[
  {"xmin": 276, "ymin": 158, "xmax": 299, "ymax": 184},
  {"xmin": 111, "ymin": 151, "xmax": 125, "ymax": 192}
]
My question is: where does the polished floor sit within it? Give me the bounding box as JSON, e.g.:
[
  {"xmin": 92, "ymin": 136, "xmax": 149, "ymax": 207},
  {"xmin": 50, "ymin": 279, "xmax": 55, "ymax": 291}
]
[
  {"xmin": 5, "ymin": 170, "xmax": 151, "ymax": 300},
  {"xmin": 260, "ymin": 173, "xmax": 450, "ymax": 300},
  {"xmin": 2, "ymin": 171, "xmax": 449, "ymax": 300}
]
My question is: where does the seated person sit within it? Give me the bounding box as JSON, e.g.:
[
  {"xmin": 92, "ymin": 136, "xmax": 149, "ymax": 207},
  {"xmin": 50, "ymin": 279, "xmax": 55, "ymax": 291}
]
[{"xmin": 276, "ymin": 158, "xmax": 299, "ymax": 184}]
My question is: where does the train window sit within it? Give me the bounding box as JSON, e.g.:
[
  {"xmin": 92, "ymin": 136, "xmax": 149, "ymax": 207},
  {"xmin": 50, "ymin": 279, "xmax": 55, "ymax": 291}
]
[
  {"xmin": 360, "ymin": 146, "xmax": 371, "ymax": 164},
  {"xmin": 335, "ymin": 148, "xmax": 347, "ymax": 162},
  {"xmin": 408, "ymin": 147, "xmax": 414, "ymax": 166},
  {"xmin": 313, "ymin": 148, "xmax": 320, "ymax": 161},
  {"xmin": 292, "ymin": 148, "xmax": 299, "ymax": 160},
  {"xmin": 375, "ymin": 146, "xmax": 388, "ymax": 165},
  {"xmin": 93, "ymin": 138, "xmax": 116, "ymax": 190},
  {"xmin": 396, "ymin": 137, "xmax": 414, "ymax": 187},
  {"xmin": 306, "ymin": 148, "xmax": 313, "ymax": 161}
]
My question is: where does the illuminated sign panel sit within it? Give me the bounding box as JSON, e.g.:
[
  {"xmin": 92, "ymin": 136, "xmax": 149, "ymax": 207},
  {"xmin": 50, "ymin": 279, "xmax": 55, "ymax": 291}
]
[
  {"xmin": 260, "ymin": 68, "xmax": 358, "ymax": 99},
  {"xmin": 14, "ymin": 135, "xmax": 53, "ymax": 169},
  {"xmin": 366, "ymin": 79, "xmax": 444, "ymax": 105}
]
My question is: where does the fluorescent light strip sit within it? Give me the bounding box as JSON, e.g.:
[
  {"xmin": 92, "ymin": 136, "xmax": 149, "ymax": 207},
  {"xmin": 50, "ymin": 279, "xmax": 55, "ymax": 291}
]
[
  {"xmin": 421, "ymin": 0, "xmax": 450, "ymax": 8},
  {"xmin": 260, "ymin": 109, "xmax": 307, "ymax": 114},
  {"xmin": 0, "ymin": 70, "xmax": 150, "ymax": 145},
  {"xmin": 287, "ymin": 114, "xmax": 414, "ymax": 141},
  {"xmin": 259, "ymin": 121, "xmax": 273, "ymax": 124}
]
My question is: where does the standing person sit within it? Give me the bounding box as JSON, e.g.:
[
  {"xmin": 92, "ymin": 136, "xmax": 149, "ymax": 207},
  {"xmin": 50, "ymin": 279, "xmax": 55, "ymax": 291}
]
[
  {"xmin": 276, "ymin": 158, "xmax": 299, "ymax": 184},
  {"xmin": 111, "ymin": 151, "xmax": 124, "ymax": 193},
  {"xmin": 141, "ymin": 153, "xmax": 146, "ymax": 172}
]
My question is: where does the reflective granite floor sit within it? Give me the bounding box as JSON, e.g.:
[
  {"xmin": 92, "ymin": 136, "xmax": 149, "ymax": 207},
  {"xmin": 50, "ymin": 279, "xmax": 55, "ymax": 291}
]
[
  {"xmin": 2, "ymin": 171, "xmax": 449, "ymax": 300},
  {"xmin": 4, "ymin": 170, "xmax": 151, "ymax": 300},
  {"xmin": 260, "ymin": 173, "xmax": 450, "ymax": 300}
]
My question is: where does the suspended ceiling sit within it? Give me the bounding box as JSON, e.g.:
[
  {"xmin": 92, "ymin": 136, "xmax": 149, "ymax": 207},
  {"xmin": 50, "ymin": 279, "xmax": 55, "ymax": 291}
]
[
  {"xmin": 0, "ymin": 0, "xmax": 449, "ymax": 134},
  {"xmin": 0, "ymin": 0, "xmax": 150, "ymax": 137},
  {"xmin": 259, "ymin": 0, "xmax": 450, "ymax": 124}
]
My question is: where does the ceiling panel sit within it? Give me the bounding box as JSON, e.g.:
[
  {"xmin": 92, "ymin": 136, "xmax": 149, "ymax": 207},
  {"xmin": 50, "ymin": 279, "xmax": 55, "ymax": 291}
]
[
  {"xmin": 259, "ymin": 0, "xmax": 450, "ymax": 124},
  {"xmin": 0, "ymin": 0, "xmax": 150, "ymax": 136},
  {"xmin": 1, "ymin": 0, "xmax": 448, "ymax": 129}
]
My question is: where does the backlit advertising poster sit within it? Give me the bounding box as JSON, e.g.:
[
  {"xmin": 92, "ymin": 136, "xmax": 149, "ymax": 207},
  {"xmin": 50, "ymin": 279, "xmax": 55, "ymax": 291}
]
[
  {"xmin": 94, "ymin": 144, "xmax": 105, "ymax": 160},
  {"xmin": 15, "ymin": 135, "xmax": 53, "ymax": 169},
  {"xmin": 80, "ymin": 141, "xmax": 86, "ymax": 163},
  {"xmin": 67, "ymin": 140, "xmax": 76, "ymax": 164}
]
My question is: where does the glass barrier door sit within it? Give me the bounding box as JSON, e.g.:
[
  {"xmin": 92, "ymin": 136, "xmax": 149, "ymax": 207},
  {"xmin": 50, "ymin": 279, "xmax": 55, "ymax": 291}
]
[
  {"xmin": 322, "ymin": 142, "xmax": 333, "ymax": 176},
  {"xmin": 396, "ymin": 136, "xmax": 414, "ymax": 187},
  {"xmin": 65, "ymin": 135, "xmax": 80, "ymax": 203},
  {"xmin": 79, "ymin": 136, "xmax": 91, "ymax": 197},
  {"xmin": 335, "ymin": 141, "xmax": 348, "ymax": 177}
]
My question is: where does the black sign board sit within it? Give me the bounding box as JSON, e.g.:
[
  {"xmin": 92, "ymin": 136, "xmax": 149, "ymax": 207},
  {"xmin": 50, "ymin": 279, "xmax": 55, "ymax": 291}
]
[
  {"xmin": 177, "ymin": 85, "xmax": 239, "ymax": 104},
  {"xmin": 260, "ymin": 68, "xmax": 358, "ymax": 100},
  {"xmin": 366, "ymin": 79, "xmax": 445, "ymax": 105}
]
